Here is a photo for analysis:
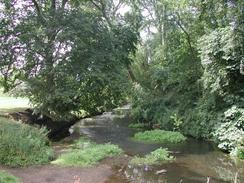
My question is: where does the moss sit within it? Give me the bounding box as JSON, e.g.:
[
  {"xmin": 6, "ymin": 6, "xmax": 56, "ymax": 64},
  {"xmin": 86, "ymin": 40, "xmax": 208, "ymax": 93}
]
[
  {"xmin": 133, "ymin": 130, "xmax": 186, "ymax": 143},
  {"xmin": 52, "ymin": 137, "xmax": 123, "ymax": 167},
  {"xmin": 0, "ymin": 171, "xmax": 20, "ymax": 183},
  {"xmin": 130, "ymin": 148, "xmax": 174, "ymax": 166}
]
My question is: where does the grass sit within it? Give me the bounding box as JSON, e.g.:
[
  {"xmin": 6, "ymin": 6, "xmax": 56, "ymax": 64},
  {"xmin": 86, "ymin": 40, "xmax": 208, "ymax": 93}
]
[
  {"xmin": 133, "ymin": 129, "xmax": 186, "ymax": 143},
  {"xmin": 0, "ymin": 91, "xmax": 29, "ymax": 115},
  {"xmin": 0, "ymin": 171, "xmax": 20, "ymax": 183},
  {"xmin": 128, "ymin": 123, "xmax": 148, "ymax": 129},
  {"xmin": 0, "ymin": 117, "xmax": 53, "ymax": 167},
  {"xmin": 52, "ymin": 137, "xmax": 123, "ymax": 167},
  {"xmin": 130, "ymin": 148, "xmax": 174, "ymax": 166}
]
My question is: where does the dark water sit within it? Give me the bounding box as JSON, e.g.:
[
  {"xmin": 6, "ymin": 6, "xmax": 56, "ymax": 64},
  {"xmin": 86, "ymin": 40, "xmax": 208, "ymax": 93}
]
[{"xmin": 71, "ymin": 112, "xmax": 244, "ymax": 183}]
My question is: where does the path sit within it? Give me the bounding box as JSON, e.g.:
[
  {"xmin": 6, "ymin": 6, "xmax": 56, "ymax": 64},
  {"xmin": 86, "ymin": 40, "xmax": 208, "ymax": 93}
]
[{"xmin": 1, "ymin": 165, "xmax": 113, "ymax": 183}]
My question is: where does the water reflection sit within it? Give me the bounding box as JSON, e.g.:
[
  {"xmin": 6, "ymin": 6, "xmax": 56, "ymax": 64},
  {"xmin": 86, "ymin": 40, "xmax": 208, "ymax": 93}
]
[{"xmin": 71, "ymin": 112, "xmax": 244, "ymax": 183}]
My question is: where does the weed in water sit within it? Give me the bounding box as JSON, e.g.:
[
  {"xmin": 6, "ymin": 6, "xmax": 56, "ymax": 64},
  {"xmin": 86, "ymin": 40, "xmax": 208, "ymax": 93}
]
[
  {"xmin": 52, "ymin": 137, "xmax": 122, "ymax": 167},
  {"xmin": 133, "ymin": 130, "xmax": 186, "ymax": 143},
  {"xmin": 130, "ymin": 148, "xmax": 174, "ymax": 166}
]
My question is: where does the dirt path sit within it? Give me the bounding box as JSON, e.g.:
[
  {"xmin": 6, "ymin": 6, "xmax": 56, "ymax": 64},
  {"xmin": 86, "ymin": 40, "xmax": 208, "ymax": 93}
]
[{"xmin": 1, "ymin": 164, "xmax": 114, "ymax": 183}]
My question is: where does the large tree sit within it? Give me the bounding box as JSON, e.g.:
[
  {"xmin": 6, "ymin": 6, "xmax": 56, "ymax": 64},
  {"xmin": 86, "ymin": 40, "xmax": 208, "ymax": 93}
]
[{"xmin": 0, "ymin": 0, "xmax": 137, "ymax": 119}]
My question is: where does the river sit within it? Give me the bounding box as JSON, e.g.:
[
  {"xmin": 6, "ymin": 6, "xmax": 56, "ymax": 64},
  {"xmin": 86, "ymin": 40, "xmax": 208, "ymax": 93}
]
[{"xmin": 70, "ymin": 109, "xmax": 244, "ymax": 183}]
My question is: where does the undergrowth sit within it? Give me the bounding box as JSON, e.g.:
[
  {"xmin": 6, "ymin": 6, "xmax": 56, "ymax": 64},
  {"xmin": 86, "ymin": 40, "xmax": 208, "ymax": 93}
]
[
  {"xmin": 0, "ymin": 171, "xmax": 20, "ymax": 183},
  {"xmin": 0, "ymin": 117, "xmax": 53, "ymax": 167}
]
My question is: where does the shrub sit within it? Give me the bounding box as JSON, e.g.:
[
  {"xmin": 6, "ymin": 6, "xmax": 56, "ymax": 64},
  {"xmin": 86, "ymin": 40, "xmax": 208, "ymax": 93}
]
[
  {"xmin": 237, "ymin": 148, "xmax": 244, "ymax": 159},
  {"xmin": 213, "ymin": 106, "xmax": 244, "ymax": 152},
  {"xmin": 130, "ymin": 148, "xmax": 174, "ymax": 166},
  {"xmin": 0, "ymin": 171, "xmax": 20, "ymax": 183},
  {"xmin": 52, "ymin": 137, "xmax": 122, "ymax": 167},
  {"xmin": 133, "ymin": 130, "xmax": 186, "ymax": 143},
  {"xmin": 0, "ymin": 118, "xmax": 53, "ymax": 167}
]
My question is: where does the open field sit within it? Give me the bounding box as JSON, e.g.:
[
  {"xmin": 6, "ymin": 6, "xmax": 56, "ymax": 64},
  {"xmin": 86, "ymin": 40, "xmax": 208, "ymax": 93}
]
[{"xmin": 0, "ymin": 92, "xmax": 30, "ymax": 115}]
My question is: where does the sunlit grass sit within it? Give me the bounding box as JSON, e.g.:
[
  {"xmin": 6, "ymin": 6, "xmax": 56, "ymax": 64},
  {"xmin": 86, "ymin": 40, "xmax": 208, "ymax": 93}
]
[{"xmin": 0, "ymin": 92, "xmax": 30, "ymax": 115}]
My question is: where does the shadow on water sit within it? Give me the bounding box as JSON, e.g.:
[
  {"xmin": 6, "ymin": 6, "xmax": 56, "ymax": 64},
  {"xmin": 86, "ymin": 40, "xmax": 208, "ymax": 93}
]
[{"xmin": 70, "ymin": 111, "xmax": 244, "ymax": 183}]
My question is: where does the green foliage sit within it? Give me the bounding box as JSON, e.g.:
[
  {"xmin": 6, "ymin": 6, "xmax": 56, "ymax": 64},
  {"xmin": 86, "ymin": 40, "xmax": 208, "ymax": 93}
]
[
  {"xmin": 130, "ymin": 148, "xmax": 174, "ymax": 166},
  {"xmin": 213, "ymin": 106, "xmax": 244, "ymax": 152},
  {"xmin": 0, "ymin": 171, "xmax": 20, "ymax": 183},
  {"xmin": 128, "ymin": 122, "xmax": 148, "ymax": 129},
  {"xmin": 0, "ymin": 118, "xmax": 53, "ymax": 167},
  {"xmin": 1, "ymin": 1, "xmax": 137, "ymax": 120},
  {"xmin": 133, "ymin": 130, "xmax": 186, "ymax": 143},
  {"xmin": 52, "ymin": 137, "xmax": 122, "ymax": 167},
  {"xmin": 237, "ymin": 148, "xmax": 244, "ymax": 160}
]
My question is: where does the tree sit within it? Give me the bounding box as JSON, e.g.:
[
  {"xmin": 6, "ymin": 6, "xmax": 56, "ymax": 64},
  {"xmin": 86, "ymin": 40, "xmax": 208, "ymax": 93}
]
[{"xmin": 0, "ymin": 0, "xmax": 138, "ymax": 119}]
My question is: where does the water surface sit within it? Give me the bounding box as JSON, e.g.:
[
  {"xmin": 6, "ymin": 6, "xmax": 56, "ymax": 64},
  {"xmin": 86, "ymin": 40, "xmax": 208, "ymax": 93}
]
[{"xmin": 71, "ymin": 112, "xmax": 244, "ymax": 183}]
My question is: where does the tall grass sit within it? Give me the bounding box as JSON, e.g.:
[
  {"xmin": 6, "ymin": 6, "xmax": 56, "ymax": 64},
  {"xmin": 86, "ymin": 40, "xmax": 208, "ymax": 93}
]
[
  {"xmin": 0, "ymin": 117, "xmax": 53, "ymax": 167},
  {"xmin": 0, "ymin": 171, "xmax": 20, "ymax": 183}
]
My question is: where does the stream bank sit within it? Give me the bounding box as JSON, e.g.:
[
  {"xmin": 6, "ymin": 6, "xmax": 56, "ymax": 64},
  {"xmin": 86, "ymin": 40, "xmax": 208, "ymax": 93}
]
[
  {"xmin": 1, "ymin": 105, "xmax": 244, "ymax": 183},
  {"xmin": 70, "ymin": 106, "xmax": 244, "ymax": 183}
]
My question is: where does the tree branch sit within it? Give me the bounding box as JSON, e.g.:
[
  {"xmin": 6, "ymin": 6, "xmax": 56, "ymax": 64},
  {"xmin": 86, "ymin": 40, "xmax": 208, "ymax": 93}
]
[
  {"xmin": 31, "ymin": 0, "xmax": 42, "ymax": 18},
  {"xmin": 175, "ymin": 12, "xmax": 194, "ymax": 56},
  {"xmin": 51, "ymin": 0, "xmax": 56, "ymax": 11},
  {"xmin": 62, "ymin": 0, "xmax": 68, "ymax": 9}
]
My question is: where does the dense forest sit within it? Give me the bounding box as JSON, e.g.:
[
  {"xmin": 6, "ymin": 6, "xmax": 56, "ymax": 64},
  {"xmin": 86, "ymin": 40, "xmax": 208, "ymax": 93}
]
[{"xmin": 0, "ymin": 0, "xmax": 244, "ymax": 161}]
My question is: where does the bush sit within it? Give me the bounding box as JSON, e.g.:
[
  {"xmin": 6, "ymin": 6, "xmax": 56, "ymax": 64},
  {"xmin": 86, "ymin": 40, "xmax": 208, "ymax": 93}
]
[
  {"xmin": 133, "ymin": 130, "xmax": 186, "ymax": 143},
  {"xmin": 52, "ymin": 137, "xmax": 122, "ymax": 167},
  {"xmin": 237, "ymin": 148, "xmax": 244, "ymax": 159},
  {"xmin": 0, "ymin": 118, "xmax": 53, "ymax": 167},
  {"xmin": 0, "ymin": 171, "xmax": 20, "ymax": 183},
  {"xmin": 130, "ymin": 148, "xmax": 174, "ymax": 166},
  {"xmin": 213, "ymin": 106, "xmax": 244, "ymax": 152}
]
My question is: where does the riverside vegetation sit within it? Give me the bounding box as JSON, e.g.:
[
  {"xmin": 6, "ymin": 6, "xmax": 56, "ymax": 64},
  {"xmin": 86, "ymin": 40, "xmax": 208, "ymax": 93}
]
[
  {"xmin": 133, "ymin": 130, "xmax": 186, "ymax": 144},
  {"xmin": 52, "ymin": 137, "xmax": 123, "ymax": 167},
  {"xmin": 130, "ymin": 148, "xmax": 174, "ymax": 166},
  {"xmin": 0, "ymin": 117, "xmax": 53, "ymax": 167},
  {"xmin": 0, "ymin": 0, "xmax": 243, "ymax": 172},
  {"xmin": 0, "ymin": 171, "xmax": 20, "ymax": 183}
]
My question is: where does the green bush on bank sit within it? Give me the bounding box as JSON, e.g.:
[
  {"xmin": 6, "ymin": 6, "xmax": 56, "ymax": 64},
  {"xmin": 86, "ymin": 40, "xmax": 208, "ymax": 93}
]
[
  {"xmin": 213, "ymin": 106, "xmax": 244, "ymax": 152},
  {"xmin": 0, "ymin": 117, "xmax": 53, "ymax": 167},
  {"xmin": 52, "ymin": 137, "xmax": 123, "ymax": 167},
  {"xmin": 237, "ymin": 148, "xmax": 244, "ymax": 159},
  {"xmin": 133, "ymin": 130, "xmax": 186, "ymax": 143},
  {"xmin": 0, "ymin": 171, "xmax": 20, "ymax": 183},
  {"xmin": 130, "ymin": 148, "xmax": 174, "ymax": 166}
]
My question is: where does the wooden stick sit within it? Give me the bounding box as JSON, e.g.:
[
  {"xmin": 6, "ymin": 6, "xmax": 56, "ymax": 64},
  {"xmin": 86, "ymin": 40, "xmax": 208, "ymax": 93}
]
[
  {"xmin": 234, "ymin": 172, "xmax": 238, "ymax": 183},
  {"xmin": 207, "ymin": 176, "xmax": 210, "ymax": 183}
]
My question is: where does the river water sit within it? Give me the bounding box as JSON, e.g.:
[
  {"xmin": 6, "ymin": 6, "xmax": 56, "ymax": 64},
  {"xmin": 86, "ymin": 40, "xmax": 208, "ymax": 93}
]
[{"xmin": 70, "ymin": 111, "xmax": 244, "ymax": 183}]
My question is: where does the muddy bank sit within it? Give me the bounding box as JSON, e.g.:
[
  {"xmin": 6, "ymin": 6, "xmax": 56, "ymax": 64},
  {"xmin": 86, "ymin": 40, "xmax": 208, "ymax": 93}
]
[
  {"xmin": 0, "ymin": 164, "xmax": 113, "ymax": 183},
  {"xmin": 4, "ymin": 109, "xmax": 78, "ymax": 141}
]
